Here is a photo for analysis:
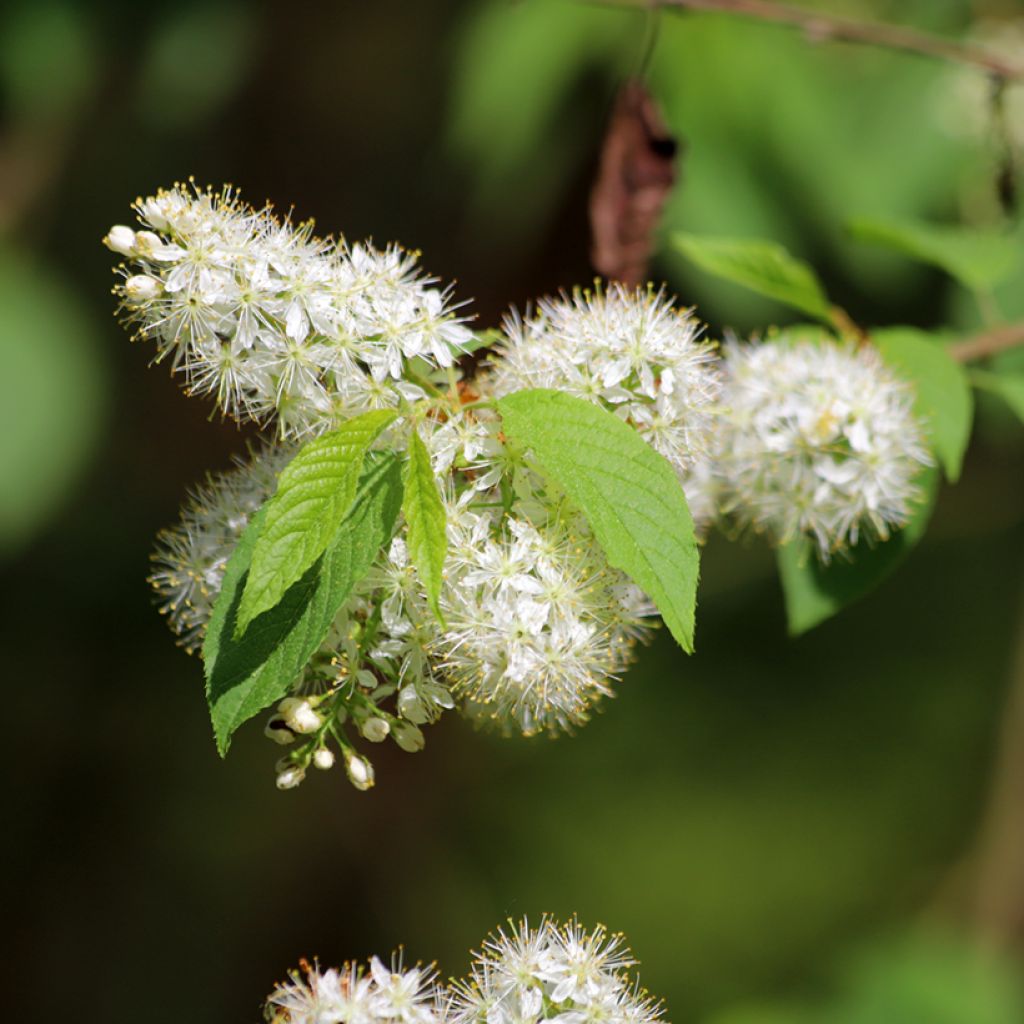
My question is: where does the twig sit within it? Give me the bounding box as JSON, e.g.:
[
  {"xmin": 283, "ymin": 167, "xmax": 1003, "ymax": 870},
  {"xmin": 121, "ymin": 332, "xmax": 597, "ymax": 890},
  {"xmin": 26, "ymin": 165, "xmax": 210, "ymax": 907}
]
[
  {"xmin": 600, "ymin": 0, "xmax": 1024, "ymax": 81},
  {"xmin": 950, "ymin": 322, "xmax": 1024, "ymax": 363}
]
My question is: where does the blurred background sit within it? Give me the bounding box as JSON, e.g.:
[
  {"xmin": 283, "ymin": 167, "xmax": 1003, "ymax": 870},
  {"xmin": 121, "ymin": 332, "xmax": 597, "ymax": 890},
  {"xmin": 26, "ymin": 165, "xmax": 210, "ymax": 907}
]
[{"xmin": 3, "ymin": 0, "xmax": 1024, "ymax": 1020}]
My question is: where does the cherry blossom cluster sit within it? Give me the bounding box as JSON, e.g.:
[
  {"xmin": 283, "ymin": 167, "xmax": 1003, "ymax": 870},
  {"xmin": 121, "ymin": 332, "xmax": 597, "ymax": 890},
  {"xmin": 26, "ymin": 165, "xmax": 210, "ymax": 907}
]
[
  {"xmin": 108, "ymin": 183, "xmax": 932, "ymax": 791},
  {"xmin": 106, "ymin": 182, "xmax": 472, "ymax": 439},
  {"xmin": 264, "ymin": 918, "xmax": 665, "ymax": 1024}
]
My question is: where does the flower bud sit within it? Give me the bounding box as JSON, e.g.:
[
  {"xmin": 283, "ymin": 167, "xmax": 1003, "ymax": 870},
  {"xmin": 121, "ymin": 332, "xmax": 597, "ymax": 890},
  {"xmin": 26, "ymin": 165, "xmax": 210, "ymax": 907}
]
[
  {"xmin": 392, "ymin": 721, "xmax": 425, "ymax": 753},
  {"xmin": 397, "ymin": 685, "xmax": 429, "ymax": 724},
  {"xmin": 312, "ymin": 747, "xmax": 335, "ymax": 770},
  {"xmin": 360, "ymin": 717, "xmax": 390, "ymax": 743},
  {"xmin": 103, "ymin": 225, "xmax": 136, "ymax": 255},
  {"xmin": 345, "ymin": 753, "xmax": 375, "ymax": 791},
  {"xmin": 132, "ymin": 230, "xmax": 164, "ymax": 257},
  {"xmin": 275, "ymin": 765, "xmax": 305, "ymax": 790},
  {"xmin": 277, "ymin": 697, "xmax": 322, "ymax": 735},
  {"xmin": 123, "ymin": 275, "xmax": 162, "ymax": 303},
  {"xmin": 139, "ymin": 196, "xmax": 171, "ymax": 230},
  {"xmin": 264, "ymin": 716, "xmax": 295, "ymax": 745}
]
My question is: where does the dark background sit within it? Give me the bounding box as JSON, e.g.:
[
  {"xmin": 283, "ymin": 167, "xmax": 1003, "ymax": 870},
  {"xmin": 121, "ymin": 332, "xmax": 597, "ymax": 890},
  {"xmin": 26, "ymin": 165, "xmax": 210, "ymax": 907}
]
[{"xmin": 3, "ymin": 1, "xmax": 1024, "ymax": 1020}]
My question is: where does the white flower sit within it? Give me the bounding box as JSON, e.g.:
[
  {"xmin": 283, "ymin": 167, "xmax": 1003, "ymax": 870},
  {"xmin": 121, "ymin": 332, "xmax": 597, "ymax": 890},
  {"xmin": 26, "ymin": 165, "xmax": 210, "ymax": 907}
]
[
  {"xmin": 489, "ymin": 284, "xmax": 721, "ymax": 532},
  {"xmin": 716, "ymin": 335, "xmax": 932, "ymax": 559},
  {"xmin": 446, "ymin": 918, "xmax": 663, "ymax": 1024},
  {"xmin": 266, "ymin": 956, "xmax": 440, "ymax": 1024}
]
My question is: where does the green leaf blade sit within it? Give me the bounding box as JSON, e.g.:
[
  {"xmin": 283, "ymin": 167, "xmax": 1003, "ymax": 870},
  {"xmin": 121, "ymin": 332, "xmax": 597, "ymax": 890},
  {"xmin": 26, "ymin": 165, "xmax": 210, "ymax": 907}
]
[
  {"xmin": 236, "ymin": 409, "xmax": 396, "ymax": 633},
  {"xmin": 777, "ymin": 466, "xmax": 939, "ymax": 635},
  {"xmin": 873, "ymin": 327, "xmax": 973, "ymax": 482},
  {"xmin": 496, "ymin": 389, "xmax": 700, "ymax": 652},
  {"xmin": 672, "ymin": 232, "xmax": 833, "ymax": 323},
  {"xmin": 203, "ymin": 452, "xmax": 403, "ymax": 755},
  {"xmin": 849, "ymin": 216, "xmax": 1018, "ymax": 292},
  {"xmin": 402, "ymin": 429, "xmax": 448, "ymax": 625}
]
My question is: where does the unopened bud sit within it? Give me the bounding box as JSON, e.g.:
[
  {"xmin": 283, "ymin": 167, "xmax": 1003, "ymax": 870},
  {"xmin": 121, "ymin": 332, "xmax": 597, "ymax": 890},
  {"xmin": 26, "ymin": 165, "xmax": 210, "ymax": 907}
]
[
  {"xmin": 345, "ymin": 753, "xmax": 375, "ymax": 791},
  {"xmin": 103, "ymin": 225, "xmax": 136, "ymax": 255},
  {"xmin": 275, "ymin": 765, "xmax": 305, "ymax": 790},
  {"xmin": 312, "ymin": 747, "xmax": 335, "ymax": 770},
  {"xmin": 278, "ymin": 697, "xmax": 322, "ymax": 735},
  {"xmin": 132, "ymin": 230, "xmax": 164, "ymax": 257},
  {"xmin": 397, "ymin": 685, "xmax": 429, "ymax": 724},
  {"xmin": 264, "ymin": 716, "xmax": 295, "ymax": 745},
  {"xmin": 392, "ymin": 721, "xmax": 425, "ymax": 753},
  {"xmin": 361, "ymin": 717, "xmax": 390, "ymax": 743},
  {"xmin": 139, "ymin": 197, "xmax": 171, "ymax": 230},
  {"xmin": 123, "ymin": 275, "xmax": 162, "ymax": 303}
]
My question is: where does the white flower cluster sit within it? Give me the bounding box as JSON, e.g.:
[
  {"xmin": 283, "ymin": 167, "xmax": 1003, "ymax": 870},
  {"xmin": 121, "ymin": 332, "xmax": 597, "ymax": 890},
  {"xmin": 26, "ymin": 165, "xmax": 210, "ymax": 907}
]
[
  {"xmin": 114, "ymin": 184, "xmax": 934, "ymax": 790},
  {"xmin": 149, "ymin": 445, "xmax": 294, "ymax": 653},
  {"xmin": 449, "ymin": 917, "xmax": 662, "ymax": 1024},
  {"xmin": 106, "ymin": 182, "xmax": 472, "ymax": 438},
  {"xmin": 265, "ymin": 919, "xmax": 665, "ymax": 1024},
  {"xmin": 266, "ymin": 955, "xmax": 438, "ymax": 1024},
  {"xmin": 437, "ymin": 501, "xmax": 651, "ymax": 735},
  {"xmin": 490, "ymin": 286, "xmax": 720, "ymax": 531},
  {"xmin": 716, "ymin": 337, "xmax": 932, "ymax": 559}
]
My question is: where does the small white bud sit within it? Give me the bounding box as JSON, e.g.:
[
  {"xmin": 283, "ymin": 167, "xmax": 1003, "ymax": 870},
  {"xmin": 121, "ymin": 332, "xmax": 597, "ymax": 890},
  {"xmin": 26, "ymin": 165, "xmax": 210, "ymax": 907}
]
[
  {"xmin": 312, "ymin": 747, "xmax": 335, "ymax": 770},
  {"xmin": 123, "ymin": 275, "xmax": 162, "ymax": 303},
  {"xmin": 103, "ymin": 225, "xmax": 136, "ymax": 255},
  {"xmin": 275, "ymin": 765, "xmax": 305, "ymax": 790},
  {"xmin": 278, "ymin": 697, "xmax": 322, "ymax": 735},
  {"xmin": 132, "ymin": 230, "xmax": 164, "ymax": 257},
  {"xmin": 345, "ymin": 753, "xmax": 375, "ymax": 791},
  {"xmin": 360, "ymin": 717, "xmax": 390, "ymax": 743},
  {"xmin": 140, "ymin": 197, "xmax": 171, "ymax": 230},
  {"xmin": 264, "ymin": 716, "xmax": 295, "ymax": 745},
  {"xmin": 397, "ymin": 685, "xmax": 429, "ymax": 724},
  {"xmin": 392, "ymin": 720, "xmax": 425, "ymax": 753}
]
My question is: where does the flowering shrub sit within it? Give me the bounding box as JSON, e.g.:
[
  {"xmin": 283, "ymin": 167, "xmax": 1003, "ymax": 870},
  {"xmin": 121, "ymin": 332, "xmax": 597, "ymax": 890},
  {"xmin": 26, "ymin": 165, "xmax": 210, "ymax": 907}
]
[{"xmin": 106, "ymin": 182, "xmax": 977, "ymax": 792}]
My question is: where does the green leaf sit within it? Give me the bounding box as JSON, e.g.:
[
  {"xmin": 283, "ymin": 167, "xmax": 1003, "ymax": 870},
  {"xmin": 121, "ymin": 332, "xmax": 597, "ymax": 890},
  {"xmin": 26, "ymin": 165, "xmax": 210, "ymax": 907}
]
[
  {"xmin": 456, "ymin": 329, "xmax": 503, "ymax": 357},
  {"xmin": 236, "ymin": 409, "xmax": 397, "ymax": 633},
  {"xmin": 777, "ymin": 466, "xmax": 939, "ymax": 635},
  {"xmin": 402, "ymin": 429, "xmax": 448, "ymax": 625},
  {"xmin": 496, "ymin": 389, "xmax": 699, "ymax": 652},
  {"xmin": 849, "ymin": 216, "xmax": 1019, "ymax": 292},
  {"xmin": 203, "ymin": 453, "xmax": 403, "ymax": 756},
  {"xmin": 672, "ymin": 232, "xmax": 833, "ymax": 323},
  {"xmin": 873, "ymin": 327, "xmax": 973, "ymax": 482},
  {"xmin": 970, "ymin": 369, "xmax": 1024, "ymax": 425}
]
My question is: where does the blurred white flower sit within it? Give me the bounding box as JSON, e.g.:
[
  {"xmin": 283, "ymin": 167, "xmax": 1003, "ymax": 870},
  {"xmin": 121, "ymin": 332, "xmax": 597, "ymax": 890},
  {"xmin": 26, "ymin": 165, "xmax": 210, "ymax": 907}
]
[{"xmin": 717, "ymin": 336, "xmax": 932, "ymax": 559}]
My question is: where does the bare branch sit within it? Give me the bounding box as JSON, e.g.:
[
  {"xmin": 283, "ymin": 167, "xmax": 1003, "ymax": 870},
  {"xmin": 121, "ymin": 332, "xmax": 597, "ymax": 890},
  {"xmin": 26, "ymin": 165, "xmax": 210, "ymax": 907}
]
[
  {"xmin": 600, "ymin": 0, "xmax": 1024, "ymax": 81},
  {"xmin": 950, "ymin": 323, "xmax": 1024, "ymax": 363}
]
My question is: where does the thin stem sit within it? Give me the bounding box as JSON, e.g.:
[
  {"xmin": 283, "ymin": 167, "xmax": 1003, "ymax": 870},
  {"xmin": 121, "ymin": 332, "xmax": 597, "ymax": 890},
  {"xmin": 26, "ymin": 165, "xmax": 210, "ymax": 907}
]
[
  {"xmin": 598, "ymin": 0, "xmax": 1024, "ymax": 81},
  {"xmin": 949, "ymin": 322, "xmax": 1024, "ymax": 363}
]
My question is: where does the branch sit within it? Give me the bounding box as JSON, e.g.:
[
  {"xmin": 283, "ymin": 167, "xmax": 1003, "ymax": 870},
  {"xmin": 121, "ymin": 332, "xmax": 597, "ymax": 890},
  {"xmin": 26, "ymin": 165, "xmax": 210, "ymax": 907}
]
[
  {"xmin": 603, "ymin": 0, "xmax": 1024, "ymax": 81},
  {"xmin": 950, "ymin": 322, "xmax": 1024, "ymax": 363}
]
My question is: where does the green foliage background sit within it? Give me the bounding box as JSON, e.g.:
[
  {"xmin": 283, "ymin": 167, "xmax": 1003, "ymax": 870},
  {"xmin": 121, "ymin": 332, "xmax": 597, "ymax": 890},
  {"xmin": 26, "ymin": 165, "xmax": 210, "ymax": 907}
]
[{"xmin": 2, "ymin": 0, "xmax": 1024, "ymax": 1021}]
